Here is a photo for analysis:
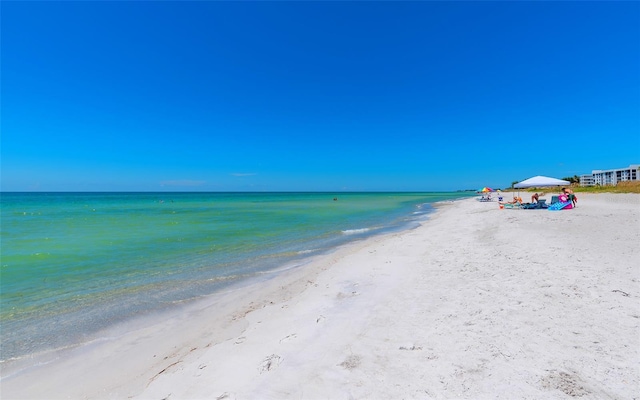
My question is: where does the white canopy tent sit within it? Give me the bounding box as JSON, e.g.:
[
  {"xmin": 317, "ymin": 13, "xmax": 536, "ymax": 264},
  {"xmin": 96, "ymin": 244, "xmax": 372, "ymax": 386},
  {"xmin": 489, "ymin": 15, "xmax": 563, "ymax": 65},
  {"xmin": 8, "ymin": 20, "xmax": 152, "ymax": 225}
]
[{"xmin": 514, "ymin": 175, "xmax": 570, "ymax": 188}]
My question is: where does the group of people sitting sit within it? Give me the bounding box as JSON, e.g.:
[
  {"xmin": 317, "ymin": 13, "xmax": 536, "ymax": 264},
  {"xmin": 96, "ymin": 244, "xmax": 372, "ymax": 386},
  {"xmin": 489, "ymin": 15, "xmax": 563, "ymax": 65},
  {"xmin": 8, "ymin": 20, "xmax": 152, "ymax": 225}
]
[{"xmin": 499, "ymin": 188, "xmax": 577, "ymax": 208}]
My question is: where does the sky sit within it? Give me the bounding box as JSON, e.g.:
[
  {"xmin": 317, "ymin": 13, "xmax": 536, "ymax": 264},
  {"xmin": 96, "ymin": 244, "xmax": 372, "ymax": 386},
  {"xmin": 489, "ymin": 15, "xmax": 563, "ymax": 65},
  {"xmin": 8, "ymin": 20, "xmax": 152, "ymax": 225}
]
[{"xmin": 2, "ymin": 1, "xmax": 639, "ymax": 192}]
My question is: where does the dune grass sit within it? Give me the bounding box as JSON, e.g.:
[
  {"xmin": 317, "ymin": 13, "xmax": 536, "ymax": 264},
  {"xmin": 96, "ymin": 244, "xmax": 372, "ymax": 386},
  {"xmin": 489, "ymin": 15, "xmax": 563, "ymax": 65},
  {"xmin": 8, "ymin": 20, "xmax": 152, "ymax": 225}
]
[{"xmin": 517, "ymin": 181, "xmax": 640, "ymax": 194}]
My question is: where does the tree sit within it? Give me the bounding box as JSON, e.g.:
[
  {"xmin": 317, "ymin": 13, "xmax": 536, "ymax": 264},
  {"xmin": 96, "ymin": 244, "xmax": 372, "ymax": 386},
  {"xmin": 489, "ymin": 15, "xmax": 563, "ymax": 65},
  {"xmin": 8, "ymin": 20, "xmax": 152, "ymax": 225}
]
[{"xmin": 562, "ymin": 175, "xmax": 580, "ymax": 184}]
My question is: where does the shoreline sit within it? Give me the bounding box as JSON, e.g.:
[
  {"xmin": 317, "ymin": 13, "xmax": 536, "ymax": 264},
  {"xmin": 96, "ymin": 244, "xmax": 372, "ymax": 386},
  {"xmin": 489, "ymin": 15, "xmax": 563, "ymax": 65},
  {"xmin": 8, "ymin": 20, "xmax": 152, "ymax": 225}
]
[
  {"xmin": 0, "ymin": 192, "xmax": 461, "ymax": 365},
  {"xmin": 0, "ymin": 198, "xmax": 448, "ymax": 376},
  {"xmin": 2, "ymin": 193, "xmax": 638, "ymax": 399}
]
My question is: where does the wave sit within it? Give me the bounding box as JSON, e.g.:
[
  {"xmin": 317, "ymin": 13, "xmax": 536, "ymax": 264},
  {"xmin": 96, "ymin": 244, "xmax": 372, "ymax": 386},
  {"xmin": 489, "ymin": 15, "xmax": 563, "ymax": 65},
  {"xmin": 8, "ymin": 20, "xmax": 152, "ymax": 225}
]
[
  {"xmin": 297, "ymin": 249, "xmax": 319, "ymax": 255},
  {"xmin": 341, "ymin": 228, "xmax": 373, "ymax": 235}
]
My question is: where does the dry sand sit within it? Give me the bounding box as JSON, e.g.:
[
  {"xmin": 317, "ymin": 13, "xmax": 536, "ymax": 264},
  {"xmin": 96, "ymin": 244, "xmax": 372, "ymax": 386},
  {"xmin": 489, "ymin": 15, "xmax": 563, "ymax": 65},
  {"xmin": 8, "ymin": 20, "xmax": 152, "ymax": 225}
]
[{"xmin": 2, "ymin": 193, "xmax": 639, "ymax": 399}]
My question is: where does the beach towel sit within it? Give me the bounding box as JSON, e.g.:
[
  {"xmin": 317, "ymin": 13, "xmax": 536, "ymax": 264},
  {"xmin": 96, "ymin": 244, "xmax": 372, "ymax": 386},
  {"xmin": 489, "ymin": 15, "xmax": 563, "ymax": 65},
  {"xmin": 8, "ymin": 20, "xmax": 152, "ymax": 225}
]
[{"xmin": 548, "ymin": 201, "xmax": 573, "ymax": 211}]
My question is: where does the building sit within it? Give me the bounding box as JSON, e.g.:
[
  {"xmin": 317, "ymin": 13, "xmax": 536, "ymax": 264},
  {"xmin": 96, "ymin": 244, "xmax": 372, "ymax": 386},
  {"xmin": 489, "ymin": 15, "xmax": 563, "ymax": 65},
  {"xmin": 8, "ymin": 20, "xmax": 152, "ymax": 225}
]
[
  {"xmin": 580, "ymin": 174, "xmax": 595, "ymax": 186},
  {"xmin": 580, "ymin": 164, "xmax": 640, "ymax": 186}
]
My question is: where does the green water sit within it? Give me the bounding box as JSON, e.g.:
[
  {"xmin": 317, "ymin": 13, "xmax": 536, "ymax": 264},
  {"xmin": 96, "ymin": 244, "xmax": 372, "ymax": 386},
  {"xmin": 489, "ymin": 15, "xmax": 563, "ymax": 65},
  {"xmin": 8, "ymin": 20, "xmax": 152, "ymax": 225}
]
[{"xmin": 0, "ymin": 192, "xmax": 469, "ymax": 361}]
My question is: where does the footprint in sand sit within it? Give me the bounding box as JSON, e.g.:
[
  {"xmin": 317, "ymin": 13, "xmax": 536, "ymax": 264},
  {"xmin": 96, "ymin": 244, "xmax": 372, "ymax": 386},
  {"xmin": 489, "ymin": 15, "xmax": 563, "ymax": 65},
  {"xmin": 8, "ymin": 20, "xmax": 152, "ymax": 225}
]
[
  {"xmin": 336, "ymin": 291, "xmax": 359, "ymax": 300},
  {"xmin": 541, "ymin": 371, "xmax": 590, "ymax": 397},
  {"xmin": 259, "ymin": 354, "xmax": 283, "ymax": 373},
  {"xmin": 279, "ymin": 333, "xmax": 297, "ymax": 343},
  {"xmin": 338, "ymin": 354, "xmax": 361, "ymax": 370}
]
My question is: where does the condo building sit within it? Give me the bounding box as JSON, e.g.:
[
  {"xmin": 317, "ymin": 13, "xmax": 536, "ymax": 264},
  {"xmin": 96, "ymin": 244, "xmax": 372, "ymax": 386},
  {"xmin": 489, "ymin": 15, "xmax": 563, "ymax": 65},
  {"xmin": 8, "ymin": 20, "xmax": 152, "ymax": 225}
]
[{"xmin": 580, "ymin": 164, "xmax": 639, "ymax": 186}]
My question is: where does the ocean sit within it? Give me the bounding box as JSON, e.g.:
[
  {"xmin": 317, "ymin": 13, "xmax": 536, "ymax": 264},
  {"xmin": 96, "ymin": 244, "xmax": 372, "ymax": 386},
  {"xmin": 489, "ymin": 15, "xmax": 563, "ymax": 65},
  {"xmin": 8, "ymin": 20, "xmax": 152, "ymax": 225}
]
[{"xmin": 0, "ymin": 192, "xmax": 469, "ymax": 363}]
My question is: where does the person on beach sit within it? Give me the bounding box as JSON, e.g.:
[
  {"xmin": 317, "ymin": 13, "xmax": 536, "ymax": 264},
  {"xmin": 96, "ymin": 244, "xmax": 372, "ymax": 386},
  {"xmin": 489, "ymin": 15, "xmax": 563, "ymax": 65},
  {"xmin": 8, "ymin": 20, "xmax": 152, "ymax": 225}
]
[
  {"xmin": 531, "ymin": 193, "xmax": 539, "ymax": 203},
  {"xmin": 501, "ymin": 196, "xmax": 522, "ymax": 205},
  {"xmin": 562, "ymin": 188, "xmax": 578, "ymax": 207}
]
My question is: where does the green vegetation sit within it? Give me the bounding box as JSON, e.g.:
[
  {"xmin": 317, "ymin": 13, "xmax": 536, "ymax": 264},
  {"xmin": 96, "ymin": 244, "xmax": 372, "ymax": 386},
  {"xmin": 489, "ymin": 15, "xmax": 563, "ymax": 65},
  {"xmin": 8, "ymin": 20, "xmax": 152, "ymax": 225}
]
[
  {"xmin": 571, "ymin": 181, "xmax": 640, "ymax": 194},
  {"xmin": 518, "ymin": 181, "xmax": 640, "ymax": 194},
  {"xmin": 561, "ymin": 175, "xmax": 581, "ymax": 184}
]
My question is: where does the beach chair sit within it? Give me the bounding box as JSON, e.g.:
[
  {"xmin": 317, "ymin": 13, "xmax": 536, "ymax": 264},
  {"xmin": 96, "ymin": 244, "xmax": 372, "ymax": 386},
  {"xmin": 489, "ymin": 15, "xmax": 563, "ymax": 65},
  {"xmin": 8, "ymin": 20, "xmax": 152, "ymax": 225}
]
[
  {"xmin": 548, "ymin": 194, "xmax": 573, "ymax": 211},
  {"xmin": 548, "ymin": 201, "xmax": 573, "ymax": 211},
  {"xmin": 521, "ymin": 199, "xmax": 548, "ymax": 209},
  {"xmin": 502, "ymin": 202, "xmax": 523, "ymax": 209}
]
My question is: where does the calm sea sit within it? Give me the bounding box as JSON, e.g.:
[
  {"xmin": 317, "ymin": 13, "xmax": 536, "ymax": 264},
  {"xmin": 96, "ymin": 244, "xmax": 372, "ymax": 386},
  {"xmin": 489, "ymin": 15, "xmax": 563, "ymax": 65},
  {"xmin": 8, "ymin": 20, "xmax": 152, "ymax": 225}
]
[{"xmin": 0, "ymin": 192, "xmax": 468, "ymax": 363}]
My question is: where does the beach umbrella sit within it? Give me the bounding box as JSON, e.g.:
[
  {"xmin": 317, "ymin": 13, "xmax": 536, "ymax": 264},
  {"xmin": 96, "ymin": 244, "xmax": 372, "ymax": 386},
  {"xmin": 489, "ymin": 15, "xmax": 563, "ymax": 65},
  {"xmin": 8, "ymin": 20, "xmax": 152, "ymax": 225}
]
[
  {"xmin": 514, "ymin": 176, "xmax": 570, "ymax": 188},
  {"xmin": 513, "ymin": 175, "xmax": 571, "ymax": 200},
  {"xmin": 480, "ymin": 187, "xmax": 494, "ymax": 192}
]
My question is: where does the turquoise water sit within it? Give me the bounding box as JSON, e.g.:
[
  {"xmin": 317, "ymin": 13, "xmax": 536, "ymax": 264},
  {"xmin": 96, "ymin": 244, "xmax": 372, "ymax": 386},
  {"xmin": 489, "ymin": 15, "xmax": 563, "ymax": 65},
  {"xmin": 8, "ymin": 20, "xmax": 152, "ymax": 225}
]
[{"xmin": 0, "ymin": 192, "xmax": 469, "ymax": 362}]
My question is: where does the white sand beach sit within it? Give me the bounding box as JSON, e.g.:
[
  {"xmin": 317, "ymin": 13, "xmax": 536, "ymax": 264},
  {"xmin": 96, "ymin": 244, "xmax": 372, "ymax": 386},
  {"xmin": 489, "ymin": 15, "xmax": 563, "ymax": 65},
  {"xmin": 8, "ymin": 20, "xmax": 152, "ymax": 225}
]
[{"xmin": 2, "ymin": 193, "xmax": 639, "ymax": 399}]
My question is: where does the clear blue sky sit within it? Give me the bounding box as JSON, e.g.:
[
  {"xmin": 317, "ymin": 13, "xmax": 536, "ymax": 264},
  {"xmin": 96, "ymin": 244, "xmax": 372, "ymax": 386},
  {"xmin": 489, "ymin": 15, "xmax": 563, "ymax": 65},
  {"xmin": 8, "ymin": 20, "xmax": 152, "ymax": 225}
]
[{"xmin": 2, "ymin": 1, "xmax": 639, "ymax": 192}]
